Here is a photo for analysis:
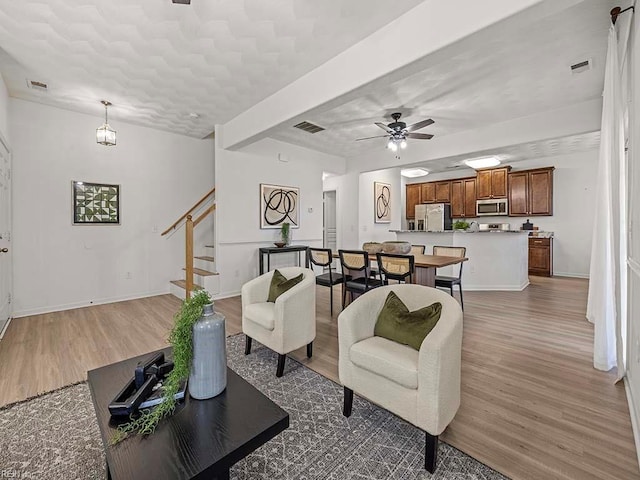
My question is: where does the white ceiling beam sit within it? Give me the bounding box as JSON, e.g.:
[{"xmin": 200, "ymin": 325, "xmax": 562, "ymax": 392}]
[
  {"xmin": 219, "ymin": 0, "xmax": 584, "ymax": 150},
  {"xmin": 346, "ymin": 98, "xmax": 602, "ymax": 173}
]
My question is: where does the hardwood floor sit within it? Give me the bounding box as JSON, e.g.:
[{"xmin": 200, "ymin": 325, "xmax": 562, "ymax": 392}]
[{"xmin": 0, "ymin": 277, "xmax": 638, "ymax": 480}]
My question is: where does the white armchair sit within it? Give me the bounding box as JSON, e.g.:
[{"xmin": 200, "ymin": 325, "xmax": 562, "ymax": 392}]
[
  {"xmin": 338, "ymin": 284, "xmax": 463, "ymax": 473},
  {"xmin": 242, "ymin": 267, "xmax": 316, "ymax": 377}
]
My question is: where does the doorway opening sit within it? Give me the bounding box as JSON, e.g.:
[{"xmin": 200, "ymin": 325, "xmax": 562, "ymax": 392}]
[{"xmin": 323, "ymin": 190, "xmax": 337, "ymax": 252}]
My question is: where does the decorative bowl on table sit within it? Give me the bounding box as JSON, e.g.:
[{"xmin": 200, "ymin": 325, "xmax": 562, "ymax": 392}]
[
  {"xmin": 381, "ymin": 241, "xmax": 412, "ymax": 254},
  {"xmin": 274, "ymin": 242, "xmax": 287, "ymax": 248},
  {"xmin": 362, "ymin": 242, "xmax": 383, "ymax": 254}
]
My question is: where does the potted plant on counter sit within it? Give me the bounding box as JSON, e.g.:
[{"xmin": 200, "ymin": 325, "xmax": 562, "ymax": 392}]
[{"xmin": 453, "ymin": 220, "xmax": 470, "ymax": 231}]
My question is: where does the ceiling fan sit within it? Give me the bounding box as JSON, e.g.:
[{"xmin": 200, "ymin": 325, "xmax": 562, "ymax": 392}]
[{"xmin": 356, "ymin": 112, "xmax": 434, "ymax": 151}]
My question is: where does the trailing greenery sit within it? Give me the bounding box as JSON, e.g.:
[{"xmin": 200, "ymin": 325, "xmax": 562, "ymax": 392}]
[
  {"xmin": 110, "ymin": 289, "xmax": 212, "ymax": 444},
  {"xmin": 453, "ymin": 220, "xmax": 470, "ymax": 230}
]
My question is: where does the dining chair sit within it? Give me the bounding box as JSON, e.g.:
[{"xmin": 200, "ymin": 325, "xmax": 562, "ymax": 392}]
[
  {"xmin": 433, "ymin": 246, "xmax": 466, "ymax": 310},
  {"xmin": 410, "ymin": 245, "xmax": 426, "ymax": 256},
  {"xmin": 375, "ymin": 252, "xmax": 415, "ymax": 285},
  {"xmin": 338, "ymin": 250, "xmax": 383, "ymax": 308},
  {"xmin": 307, "ymin": 247, "xmax": 347, "ymax": 316}
]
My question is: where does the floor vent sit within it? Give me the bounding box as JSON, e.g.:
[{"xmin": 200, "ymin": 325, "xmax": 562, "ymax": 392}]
[{"xmin": 293, "ymin": 121, "xmax": 325, "ymax": 134}]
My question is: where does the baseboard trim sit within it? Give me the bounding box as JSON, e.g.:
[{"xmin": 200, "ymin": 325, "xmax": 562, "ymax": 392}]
[
  {"xmin": 554, "ymin": 272, "xmax": 590, "ymax": 279},
  {"xmin": 624, "ymin": 377, "xmax": 640, "ymax": 471},
  {"xmin": 0, "ymin": 317, "xmax": 11, "ymax": 339},
  {"xmin": 12, "ymin": 290, "xmax": 170, "ymax": 318},
  {"xmin": 462, "ymin": 280, "xmax": 529, "ymax": 292},
  {"xmin": 214, "ymin": 290, "xmax": 241, "ymax": 300}
]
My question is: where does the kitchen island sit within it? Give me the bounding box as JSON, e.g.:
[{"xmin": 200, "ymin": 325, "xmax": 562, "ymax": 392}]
[{"xmin": 393, "ymin": 230, "xmax": 529, "ymax": 291}]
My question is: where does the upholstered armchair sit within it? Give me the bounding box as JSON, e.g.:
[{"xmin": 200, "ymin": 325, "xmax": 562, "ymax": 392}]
[
  {"xmin": 338, "ymin": 284, "xmax": 463, "ymax": 473},
  {"xmin": 242, "ymin": 267, "xmax": 316, "ymax": 377}
]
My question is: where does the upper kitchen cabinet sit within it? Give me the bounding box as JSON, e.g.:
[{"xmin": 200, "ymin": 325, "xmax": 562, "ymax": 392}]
[
  {"xmin": 406, "ymin": 183, "xmax": 421, "ymax": 219},
  {"xmin": 508, "ymin": 167, "xmax": 554, "ymax": 216},
  {"xmin": 476, "ymin": 167, "xmax": 510, "ymax": 199},
  {"xmin": 421, "ymin": 182, "xmax": 436, "ymax": 203},
  {"xmin": 435, "ymin": 181, "xmax": 451, "ymax": 203},
  {"xmin": 451, "ymin": 178, "xmax": 477, "ymax": 218}
]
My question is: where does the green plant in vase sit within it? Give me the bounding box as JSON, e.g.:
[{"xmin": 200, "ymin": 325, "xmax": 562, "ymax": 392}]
[
  {"xmin": 281, "ymin": 222, "xmax": 290, "ymax": 245},
  {"xmin": 110, "ymin": 289, "xmax": 212, "ymax": 444},
  {"xmin": 453, "ymin": 220, "xmax": 470, "ymax": 231}
]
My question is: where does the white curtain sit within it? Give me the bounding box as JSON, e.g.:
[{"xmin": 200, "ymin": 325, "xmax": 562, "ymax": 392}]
[{"xmin": 587, "ymin": 18, "xmax": 631, "ymax": 376}]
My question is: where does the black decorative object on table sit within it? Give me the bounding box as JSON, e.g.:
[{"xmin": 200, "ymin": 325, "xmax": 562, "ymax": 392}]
[{"xmin": 108, "ymin": 352, "xmax": 177, "ymax": 417}]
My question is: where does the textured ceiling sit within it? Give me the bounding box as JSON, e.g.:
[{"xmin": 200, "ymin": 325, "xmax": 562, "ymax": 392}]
[
  {"xmin": 0, "ymin": 0, "xmax": 422, "ymax": 138},
  {"xmin": 271, "ymin": 0, "xmax": 613, "ymax": 158},
  {"xmin": 399, "ymin": 131, "xmax": 601, "ymax": 175}
]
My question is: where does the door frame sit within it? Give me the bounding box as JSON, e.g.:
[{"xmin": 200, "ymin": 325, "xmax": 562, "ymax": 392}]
[{"xmin": 0, "ymin": 131, "xmax": 12, "ymax": 339}]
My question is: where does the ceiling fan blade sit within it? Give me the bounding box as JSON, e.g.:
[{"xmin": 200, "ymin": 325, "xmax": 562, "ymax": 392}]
[
  {"xmin": 406, "ymin": 118, "xmax": 434, "ymax": 132},
  {"xmin": 406, "ymin": 132, "xmax": 434, "ymax": 140},
  {"xmin": 375, "ymin": 122, "xmax": 393, "ymax": 133},
  {"xmin": 355, "ymin": 135, "xmax": 390, "ymax": 141}
]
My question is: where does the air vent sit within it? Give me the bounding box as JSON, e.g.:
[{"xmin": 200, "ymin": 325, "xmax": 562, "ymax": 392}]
[
  {"xmin": 293, "ymin": 121, "xmax": 325, "ymax": 134},
  {"xmin": 26, "ymin": 79, "xmax": 48, "ymax": 91},
  {"xmin": 172, "ymin": 0, "xmax": 191, "ymax": 4},
  {"xmin": 570, "ymin": 59, "xmax": 592, "ymax": 74}
]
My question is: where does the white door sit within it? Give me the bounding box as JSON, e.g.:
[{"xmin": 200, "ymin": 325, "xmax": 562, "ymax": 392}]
[
  {"xmin": 0, "ymin": 136, "xmax": 11, "ymax": 338},
  {"xmin": 323, "ymin": 191, "xmax": 337, "ymax": 251}
]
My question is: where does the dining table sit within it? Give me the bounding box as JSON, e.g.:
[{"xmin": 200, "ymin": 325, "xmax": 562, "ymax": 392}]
[{"xmin": 332, "ymin": 252, "xmax": 467, "ymax": 288}]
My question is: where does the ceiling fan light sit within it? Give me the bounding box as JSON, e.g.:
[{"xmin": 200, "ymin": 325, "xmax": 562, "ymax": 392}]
[
  {"xmin": 400, "ymin": 140, "xmax": 407, "ymax": 149},
  {"xmin": 390, "ymin": 142, "xmax": 398, "ymax": 152},
  {"xmin": 464, "ymin": 157, "xmax": 500, "ymax": 169}
]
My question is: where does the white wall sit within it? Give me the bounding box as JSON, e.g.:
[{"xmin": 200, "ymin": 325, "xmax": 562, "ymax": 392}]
[
  {"xmin": 405, "ymin": 151, "xmax": 599, "ymax": 277},
  {"xmin": 214, "ymin": 137, "xmax": 345, "ymax": 297},
  {"xmin": 10, "ymin": 99, "xmax": 215, "ymax": 316},
  {"xmin": 0, "ymin": 74, "xmax": 8, "ymax": 141},
  {"xmin": 626, "ymin": 7, "xmax": 640, "ymax": 468},
  {"xmin": 358, "ymin": 168, "xmax": 402, "ymax": 246}
]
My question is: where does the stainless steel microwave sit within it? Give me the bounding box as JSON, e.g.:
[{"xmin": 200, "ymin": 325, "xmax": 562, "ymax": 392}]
[{"xmin": 476, "ymin": 198, "xmax": 508, "ymax": 216}]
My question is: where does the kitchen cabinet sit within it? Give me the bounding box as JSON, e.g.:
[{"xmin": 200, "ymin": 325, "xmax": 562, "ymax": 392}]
[
  {"xmin": 406, "ymin": 183, "xmax": 421, "ymax": 219},
  {"xmin": 435, "ymin": 181, "xmax": 451, "ymax": 203},
  {"xmin": 421, "ymin": 182, "xmax": 436, "ymax": 203},
  {"xmin": 451, "ymin": 178, "xmax": 477, "ymax": 218},
  {"xmin": 508, "ymin": 167, "xmax": 554, "ymax": 216},
  {"xmin": 529, "ymin": 237, "xmax": 553, "ymax": 276},
  {"xmin": 476, "ymin": 167, "xmax": 510, "ymax": 199},
  {"xmin": 464, "ymin": 178, "xmax": 477, "ymax": 218}
]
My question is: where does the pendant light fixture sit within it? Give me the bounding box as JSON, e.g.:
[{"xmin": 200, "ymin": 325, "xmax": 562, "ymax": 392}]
[{"xmin": 96, "ymin": 100, "xmax": 116, "ymax": 146}]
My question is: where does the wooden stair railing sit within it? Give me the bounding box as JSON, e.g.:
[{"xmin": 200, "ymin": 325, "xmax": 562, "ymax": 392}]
[{"xmin": 162, "ymin": 187, "xmax": 216, "ymax": 299}]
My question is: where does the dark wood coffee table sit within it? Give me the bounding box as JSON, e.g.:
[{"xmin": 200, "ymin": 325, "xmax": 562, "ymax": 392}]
[{"xmin": 88, "ymin": 348, "xmax": 289, "ymax": 480}]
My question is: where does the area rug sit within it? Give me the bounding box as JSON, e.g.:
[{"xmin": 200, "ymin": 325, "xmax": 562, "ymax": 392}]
[{"xmin": 0, "ymin": 335, "xmax": 507, "ymax": 479}]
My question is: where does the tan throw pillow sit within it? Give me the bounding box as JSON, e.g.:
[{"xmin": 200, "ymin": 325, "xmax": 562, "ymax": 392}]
[
  {"xmin": 374, "ymin": 291, "xmax": 442, "ymax": 350},
  {"xmin": 267, "ymin": 269, "xmax": 304, "ymax": 302}
]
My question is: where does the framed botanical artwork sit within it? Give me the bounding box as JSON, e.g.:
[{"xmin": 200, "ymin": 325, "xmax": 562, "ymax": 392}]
[
  {"xmin": 374, "ymin": 181, "xmax": 391, "ymax": 224},
  {"xmin": 260, "ymin": 183, "xmax": 299, "ymax": 229},
  {"xmin": 72, "ymin": 181, "xmax": 120, "ymax": 225}
]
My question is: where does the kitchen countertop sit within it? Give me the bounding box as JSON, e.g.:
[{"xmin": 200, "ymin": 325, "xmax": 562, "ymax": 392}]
[{"xmin": 390, "ymin": 229, "xmax": 528, "ymax": 234}]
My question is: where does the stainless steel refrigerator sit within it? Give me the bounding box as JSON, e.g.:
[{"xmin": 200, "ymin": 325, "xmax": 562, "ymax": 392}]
[{"xmin": 414, "ymin": 203, "xmax": 452, "ymax": 231}]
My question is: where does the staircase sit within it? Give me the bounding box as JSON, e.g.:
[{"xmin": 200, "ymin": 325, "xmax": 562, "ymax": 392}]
[{"xmin": 162, "ymin": 188, "xmax": 220, "ymax": 300}]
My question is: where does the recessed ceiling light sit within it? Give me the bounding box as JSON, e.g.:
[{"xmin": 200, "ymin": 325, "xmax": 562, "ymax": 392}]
[
  {"xmin": 464, "ymin": 157, "xmax": 501, "ymax": 169},
  {"xmin": 401, "ymin": 168, "xmax": 429, "ymax": 178}
]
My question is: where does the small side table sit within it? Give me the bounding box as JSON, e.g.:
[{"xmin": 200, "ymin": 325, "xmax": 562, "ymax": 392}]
[{"xmin": 259, "ymin": 245, "xmax": 309, "ymax": 274}]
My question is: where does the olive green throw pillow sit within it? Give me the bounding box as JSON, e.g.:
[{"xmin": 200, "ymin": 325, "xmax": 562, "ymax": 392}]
[
  {"xmin": 374, "ymin": 291, "xmax": 442, "ymax": 350},
  {"xmin": 267, "ymin": 269, "xmax": 304, "ymax": 302}
]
